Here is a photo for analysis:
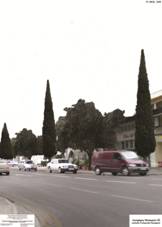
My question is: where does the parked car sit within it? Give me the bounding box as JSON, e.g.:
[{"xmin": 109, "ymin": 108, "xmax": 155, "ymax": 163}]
[
  {"xmin": 0, "ymin": 159, "xmax": 10, "ymax": 175},
  {"xmin": 18, "ymin": 160, "xmax": 37, "ymax": 171},
  {"xmin": 7, "ymin": 160, "xmax": 18, "ymax": 167},
  {"xmin": 91, "ymin": 150, "xmax": 149, "ymax": 176},
  {"xmin": 47, "ymin": 159, "xmax": 78, "ymax": 174}
]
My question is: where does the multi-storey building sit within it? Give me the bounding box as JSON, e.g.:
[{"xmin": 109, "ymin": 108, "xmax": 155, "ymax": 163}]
[
  {"xmin": 151, "ymin": 90, "xmax": 162, "ymax": 166},
  {"xmin": 115, "ymin": 90, "xmax": 162, "ymax": 167}
]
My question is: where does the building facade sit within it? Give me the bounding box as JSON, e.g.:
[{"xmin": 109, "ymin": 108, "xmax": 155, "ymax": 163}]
[{"xmin": 115, "ymin": 90, "xmax": 162, "ymax": 167}]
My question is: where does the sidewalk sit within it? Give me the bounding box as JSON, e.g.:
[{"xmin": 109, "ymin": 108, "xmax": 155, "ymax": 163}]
[{"xmin": 149, "ymin": 167, "xmax": 162, "ymax": 175}]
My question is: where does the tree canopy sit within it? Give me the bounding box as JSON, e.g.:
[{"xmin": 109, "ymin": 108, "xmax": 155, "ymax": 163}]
[
  {"xmin": 135, "ymin": 49, "xmax": 156, "ymax": 159},
  {"xmin": 57, "ymin": 99, "xmax": 103, "ymax": 169},
  {"xmin": 101, "ymin": 109, "xmax": 125, "ymax": 148},
  {"xmin": 42, "ymin": 80, "xmax": 56, "ymax": 160},
  {"xmin": 14, "ymin": 128, "xmax": 37, "ymax": 159},
  {"xmin": 0, "ymin": 123, "xmax": 13, "ymax": 159}
]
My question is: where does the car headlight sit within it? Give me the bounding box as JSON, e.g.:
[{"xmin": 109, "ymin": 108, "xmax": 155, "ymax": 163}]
[{"xmin": 128, "ymin": 164, "xmax": 136, "ymax": 167}]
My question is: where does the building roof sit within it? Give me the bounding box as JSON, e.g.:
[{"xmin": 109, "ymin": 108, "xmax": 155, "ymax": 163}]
[{"xmin": 151, "ymin": 90, "xmax": 162, "ymax": 100}]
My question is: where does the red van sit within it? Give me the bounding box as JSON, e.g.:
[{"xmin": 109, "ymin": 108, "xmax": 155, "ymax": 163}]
[{"xmin": 91, "ymin": 150, "xmax": 149, "ymax": 176}]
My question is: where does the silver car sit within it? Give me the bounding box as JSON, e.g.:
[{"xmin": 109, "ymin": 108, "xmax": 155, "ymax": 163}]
[
  {"xmin": 0, "ymin": 159, "xmax": 10, "ymax": 175},
  {"xmin": 18, "ymin": 160, "xmax": 37, "ymax": 171}
]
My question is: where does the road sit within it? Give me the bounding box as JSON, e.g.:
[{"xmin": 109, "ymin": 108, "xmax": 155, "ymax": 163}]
[{"xmin": 0, "ymin": 169, "xmax": 162, "ymax": 227}]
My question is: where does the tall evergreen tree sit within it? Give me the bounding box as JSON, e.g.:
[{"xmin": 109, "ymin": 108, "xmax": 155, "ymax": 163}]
[
  {"xmin": 135, "ymin": 49, "xmax": 156, "ymax": 159},
  {"xmin": 0, "ymin": 123, "xmax": 13, "ymax": 159},
  {"xmin": 42, "ymin": 80, "xmax": 56, "ymax": 160}
]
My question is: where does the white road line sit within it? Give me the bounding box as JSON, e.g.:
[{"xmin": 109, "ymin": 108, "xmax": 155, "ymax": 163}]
[
  {"xmin": 15, "ymin": 174, "xmax": 31, "ymax": 177},
  {"xmin": 149, "ymin": 178, "xmax": 162, "ymax": 181},
  {"xmin": 75, "ymin": 177, "xmax": 97, "ymax": 181},
  {"xmin": 149, "ymin": 184, "xmax": 162, "ymax": 187},
  {"xmin": 111, "ymin": 194, "xmax": 152, "ymax": 203},
  {"xmin": 70, "ymin": 187, "xmax": 99, "ymax": 194},
  {"xmin": 105, "ymin": 180, "xmax": 136, "ymax": 184},
  {"xmin": 51, "ymin": 175, "xmax": 70, "ymax": 178}
]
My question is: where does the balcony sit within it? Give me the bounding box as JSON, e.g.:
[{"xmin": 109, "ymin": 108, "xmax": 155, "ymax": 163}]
[{"xmin": 153, "ymin": 107, "xmax": 162, "ymax": 116}]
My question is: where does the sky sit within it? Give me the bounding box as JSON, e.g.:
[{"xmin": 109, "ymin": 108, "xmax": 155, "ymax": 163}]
[{"xmin": 0, "ymin": 0, "xmax": 162, "ymax": 138}]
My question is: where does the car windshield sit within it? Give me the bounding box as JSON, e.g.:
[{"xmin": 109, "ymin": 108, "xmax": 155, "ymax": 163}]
[
  {"xmin": 121, "ymin": 151, "xmax": 140, "ymax": 160},
  {"xmin": 58, "ymin": 160, "xmax": 69, "ymax": 163},
  {"xmin": 26, "ymin": 161, "xmax": 33, "ymax": 164}
]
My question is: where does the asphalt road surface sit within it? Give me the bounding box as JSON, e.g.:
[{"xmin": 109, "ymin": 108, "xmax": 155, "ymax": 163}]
[{"xmin": 0, "ymin": 169, "xmax": 162, "ymax": 227}]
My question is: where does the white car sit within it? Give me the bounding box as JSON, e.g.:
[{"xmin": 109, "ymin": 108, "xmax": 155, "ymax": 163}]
[
  {"xmin": 18, "ymin": 160, "xmax": 37, "ymax": 171},
  {"xmin": 0, "ymin": 159, "xmax": 10, "ymax": 175},
  {"xmin": 47, "ymin": 159, "xmax": 78, "ymax": 174},
  {"xmin": 7, "ymin": 160, "xmax": 18, "ymax": 167}
]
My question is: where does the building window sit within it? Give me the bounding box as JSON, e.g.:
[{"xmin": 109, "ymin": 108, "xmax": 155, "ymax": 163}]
[
  {"xmin": 125, "ymin": 141, "xmax": 128, "ymax": 149},
  {"xmin": 154, "ymin": 117, "xmax": 160, "ymax": 127},
  {"xmin": 156, "ymin": 101, "xmax": 162, "ymax": 109},
  {"xmin": 159, "ymin": 115, "xmax": 162, "ymax": 127}
]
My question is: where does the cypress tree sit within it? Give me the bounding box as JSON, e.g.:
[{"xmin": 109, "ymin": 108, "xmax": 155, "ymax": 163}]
[
  {"xmin": 42, "ymin": 80, "xmax": 56, "ymax": 160},
  {"xmin": 0, "ymin": 123, "xmax": 13, "ymax": 159},
  {"xmin": 135, "ymin": 49, "xmax": 156, "ymax": 159}
]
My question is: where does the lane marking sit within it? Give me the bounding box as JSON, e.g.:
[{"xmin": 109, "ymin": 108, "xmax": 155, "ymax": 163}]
[
  {"xmin": 51, "ymin": 175, "xmax": 70, "ymax": 178},
  {"xmin": 75, "ymin": 177, "xmax": 97, "ymax": 181},
  {"xmin": 69, "ymin": 187, "xmax": 99, "ymax": 194},
  {"xmin": 149, "ymin": 178, "xmax": 162, "ymax": 181},
  {"xmin": 111, "ymin": 194, "xmax": 152, "ymax": 203},
  {"xmin": 149, "ymin": 184, "xmax": 162, "ymax": 187},
  {"xmin": 15, "ymin": 174, "xmax": 31, "ymax": 177},
  {"xmin": 105, "ymin": 180, "xmax": 136, "ymax": 184}
]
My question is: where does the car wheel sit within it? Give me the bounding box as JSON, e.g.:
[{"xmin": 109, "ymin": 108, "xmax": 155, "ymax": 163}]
[
  {"xmin": 73, "ymin": 170, "xmax": 77, "ymax": 174},
  {"xmin": 121, "ymin": 167, "xmax": 130, "ymax": 176},
  {"xmin": 6, "ymin": 172, "xmax": 10, "ymax": 175},
  {"xmin": 95, "ymin": 167, "xmax": 101, "ymax": 175},
  {"xmin": 139, "ymin": 172, "xmax": 147, "ymax": 176},
  {"xmin": 112, "ymin": 172, "xmax": 117, "ymax": 176}
]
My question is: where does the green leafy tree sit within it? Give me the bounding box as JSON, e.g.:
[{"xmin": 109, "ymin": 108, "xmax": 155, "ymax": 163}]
[
  {"xmin": 11, "ymin": 138, "xmax": 17, "ymax": 158},
  {"xmin": 35, "ymin": 136, "xmax": 43, "ymax": 155},
  {"xmin": 101, "ymin": 109, "xmax": 125, "ymax": 148},
  {"xmin": 62, "ymin": 99, "xmax": 103, "ymax": 169},
  {"xmin": 0, "ymin": 123, "xmax": 13, "ymax": 159},
  {"xmin": 14, "ymin": 128, "xmax": 37, "ymax": 159},
  {"xmin": 135, "ymin": 49, "xmax": 156, "ymax": 159},
  {"xmin": 56, "ymin": 116, "xmax": 67, "ymax": 153},
  {"xmin": 42, "ymin": 80, "xmax": 56, "ymax": 160}
]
